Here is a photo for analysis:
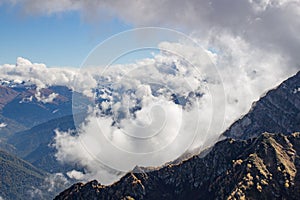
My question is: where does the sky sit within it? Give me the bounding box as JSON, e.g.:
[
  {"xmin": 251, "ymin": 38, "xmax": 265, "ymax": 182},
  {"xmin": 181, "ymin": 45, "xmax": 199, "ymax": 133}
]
[
  {"xmin": 1, "ymin": 0, "xmax": 300, "ymax": 69},
  {"xmin": 0, "ymin": 3, "xmax": 131, "ymax": 66}
]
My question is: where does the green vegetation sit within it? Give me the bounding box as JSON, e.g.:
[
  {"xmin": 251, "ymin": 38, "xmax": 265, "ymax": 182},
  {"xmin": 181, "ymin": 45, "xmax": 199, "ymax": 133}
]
[{"xmin": 0, "ymin": 150, "xmax": 46, "ymax": 200}]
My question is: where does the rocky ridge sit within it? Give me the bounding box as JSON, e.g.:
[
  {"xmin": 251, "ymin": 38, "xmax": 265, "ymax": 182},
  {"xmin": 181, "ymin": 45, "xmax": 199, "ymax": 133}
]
[
  {"xmin": 223, "ymin": 71, "xmax": 300, "ymax": 140},
  {"xmin": 54, "ymin": 133, "xmax": 300, "ymax": 200}
]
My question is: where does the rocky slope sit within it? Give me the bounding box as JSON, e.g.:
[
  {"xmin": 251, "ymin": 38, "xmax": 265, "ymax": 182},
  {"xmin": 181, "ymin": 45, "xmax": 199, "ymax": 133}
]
[
  {"xmin": 54, "ymin": 133, "xmax": 300, "ymax": 200},
  {"xmin": 223, "ymin": 71, "xmax": 300, "ymax": 140}
]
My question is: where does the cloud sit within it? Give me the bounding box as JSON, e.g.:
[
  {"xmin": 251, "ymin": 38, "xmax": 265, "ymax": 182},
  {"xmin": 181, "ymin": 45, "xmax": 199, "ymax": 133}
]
[
  {"xmin": 35, "ymin": 90, "xmax": 58, "ymax": 104},
  {"xmin": 66, "ymin": 170, "xmax": 85, "ymax": 180},
  {"xmin": 44, "ymin": 173, "xmax": 70, "ymax": 193},
  {"xmin": 53, "ymin": 34, "xmax": 297, "ymax": 184},
  {"xmin": 27, "ymin": 173, "xmax": 70, "ymax": 199},
  {"xmin": 3, "ymin": 0, "xmax": 300, "ymax": 69},
  {"xmin": 0, "ymin": 57, "xmax": 97, "ymax": 97},
  {"xmin": 0, "ymin": 123, "xmax": 7, "ymax": 128}
]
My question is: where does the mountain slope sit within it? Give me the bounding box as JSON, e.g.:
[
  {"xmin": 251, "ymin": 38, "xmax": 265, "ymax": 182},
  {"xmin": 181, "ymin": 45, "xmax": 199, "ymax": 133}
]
[
  {"xmin": 223, "ymin": 71, "xmax": 300, "ymax": 140},
  {"xmin": 0, "ymin": 150, "xmax": 46, "ymax": 200},
  {"xmin": 1, "ymin": 85, "xmax": 74, "ymax": 128},
  {"xmin": 7, "ymin": 114, "xmax": 82, "ymax": 173},
  {"xmin": 0, "ymin": 85, "xmax": 18, "ymax": 110},
  {"xmin": 54, "ymin": 133, "xmax": 300, "ymax": 200},
  {"xmin": 55, "ymin": 71, "xmax": 300, "ymax": 199}
]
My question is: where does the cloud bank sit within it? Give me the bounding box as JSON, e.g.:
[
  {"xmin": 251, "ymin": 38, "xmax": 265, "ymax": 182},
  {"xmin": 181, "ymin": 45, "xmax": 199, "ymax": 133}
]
[
  {"xmin": 54, "ymin": 36, "xmax": 295, "ymax": 184},
  {"xmin": 0, "ymin": 57, "xmax": 97, "ymax": 97}
]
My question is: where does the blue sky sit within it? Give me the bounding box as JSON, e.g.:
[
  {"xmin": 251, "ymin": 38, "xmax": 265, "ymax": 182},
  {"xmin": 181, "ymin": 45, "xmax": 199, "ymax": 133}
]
[{"xmin": 0, "ymin": 4, "xmax": 131, "ymax": 67}]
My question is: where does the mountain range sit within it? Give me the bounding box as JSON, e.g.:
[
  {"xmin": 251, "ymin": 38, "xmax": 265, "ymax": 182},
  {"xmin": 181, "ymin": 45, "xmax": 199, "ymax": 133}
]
[
  {"xmin": 55, "ymin": 71, "xmax": 300, "ymax": 199},
  {"xmin": 0, "ymin": 70, "xmax": 299, "ymax": 199}
]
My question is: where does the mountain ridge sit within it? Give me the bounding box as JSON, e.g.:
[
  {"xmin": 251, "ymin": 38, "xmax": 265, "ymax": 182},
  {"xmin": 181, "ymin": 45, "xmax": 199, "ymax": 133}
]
[
  {"xmin": 54, "ymin": 71, "xmax": 300, "ymax": 199},
  {"xmin": 54, "ymin": 132, "xmax": 300, "ymax": 200},
  {"xmin": 223, "ymin": 71, "xmax": 300, "ymax": 140}
]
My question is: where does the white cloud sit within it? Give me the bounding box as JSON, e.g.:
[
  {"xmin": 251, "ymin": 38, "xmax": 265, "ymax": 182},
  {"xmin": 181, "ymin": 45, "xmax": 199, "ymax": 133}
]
[
  {"xmin": 35, "ymin": 90, "xmax": 58, "ymax": 104},
  {"xmin": 0, "ymin": 123, "xmax": 7, "ymax": 128},
  {"xmin": 26, "ymin": 173, "xmax": 70, "ymax": 199},
  {"xmin": 53, "ymin": 34, "xmax": 296, "ymax": 184},
  {"xmin": 3, "ymin": 0, "xmax": 300, "ymax": 69},
  {"xmin": 0, "ymin": 57, "xmax": 97, "ymax": 97},
  {"xmin": 66, "ymin": 170, "xmax": 85, "ymax": 180},
  {"xmin": 0, "ymin": 39, "xmax": 297, "ymax": 186}
]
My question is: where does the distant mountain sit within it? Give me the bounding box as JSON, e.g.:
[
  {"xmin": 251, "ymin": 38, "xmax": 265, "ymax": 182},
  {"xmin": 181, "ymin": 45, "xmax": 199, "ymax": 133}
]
[
  {"xmin": 7, "ymin": 114, "xmax": 85, "ymax": 173},
  {"xmin": 0, "ymin": 82, "xmax": 90, "ymax": 173},
  {"xmin": 0, "ymin": 82, "xmax": 90, "ymax": 132},
  {"xmin": 54, "ymin": 133, "xmax": 300, "ymax": 200},
  {"xmin": 0, "ymin": 150, "xmax": 46, "ymax": 200},
  {"xmin": 0, "ymin": 85, "xmax": 18, "ymax": 110},
  {"xmin": 1, "ymin": 85, "xmax": 73, "ymax": 128},
  {"xmin": 223, "ymin": 71, "xmax": 300, "ymax": 140}
]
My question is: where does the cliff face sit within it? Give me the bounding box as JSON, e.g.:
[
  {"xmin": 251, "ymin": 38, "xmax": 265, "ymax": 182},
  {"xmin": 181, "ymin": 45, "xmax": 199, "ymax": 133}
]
[
  {"xmin": 223, "ymin": 71, "xmax": 300, "ymax": 140},
  {"xmin": 54, "ymin": 133, "xmax": 300, "ymax": 200}
]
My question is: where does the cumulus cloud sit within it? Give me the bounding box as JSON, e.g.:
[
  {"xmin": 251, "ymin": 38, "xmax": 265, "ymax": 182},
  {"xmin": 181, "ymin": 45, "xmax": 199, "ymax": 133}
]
[{"xmin": 0, "ymin": 57, "xmax": 97, "ymax": 97}]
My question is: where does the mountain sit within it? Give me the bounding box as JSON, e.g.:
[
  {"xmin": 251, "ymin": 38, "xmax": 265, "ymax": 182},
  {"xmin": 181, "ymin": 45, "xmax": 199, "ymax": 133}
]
[
  {"xmin": 223, "ymin": 71, "xmax": 300, "ymax": 140},
  {"xmin": 0, "ymin": 82, "xmax": 89, "ymax": 133},
  {"xmin": 54, "ymin": 133, "xmax": 300, "ymax": 200},
  {"xmin": 7, "ymin": 113, "xmax": 87, "ymax": 173},
  {"xmin": 54, "ymin": 71, "xmax": 300, "ymax": 199},
  {"xmin": 0, "ymin": 85, "xmax": 73, "ymax": 128},
  {"xmin": 0, "ymin": 85, "xmax": 18, "ymax": 110},
  {"xmin": 0, "ymin": 150, "xmax": 46, "ymax": 200},
  {"xmin": 0, "ymin": 82, "xmax": 90, "ymax": 173},
  {"xmin": 0, "ymin": 84, "xmax": 76, "ymax": 153}
]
